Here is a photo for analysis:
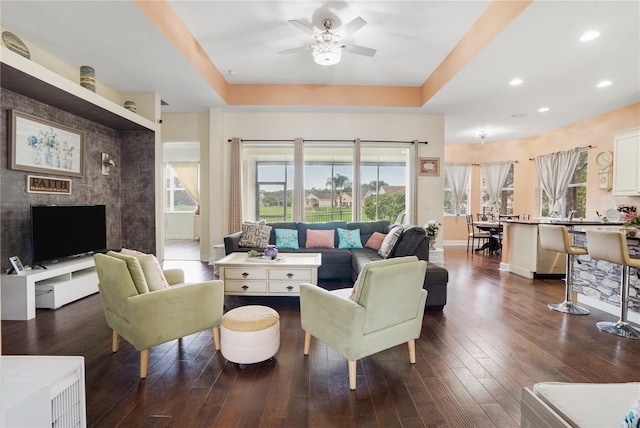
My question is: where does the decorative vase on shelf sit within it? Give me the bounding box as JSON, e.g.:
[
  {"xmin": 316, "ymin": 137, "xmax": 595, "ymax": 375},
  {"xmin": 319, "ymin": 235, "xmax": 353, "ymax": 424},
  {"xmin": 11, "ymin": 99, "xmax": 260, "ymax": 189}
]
[
  {"xmin": 264, "ymin": 245, "xmax": 278, "ymax": 260},
  {"xmin": 80, "ymin": 65, "xmax": 95, "ymax": 92},
  {"xmin": 428, "ymin": 237, "xmax": 436, "ymax": 250}
]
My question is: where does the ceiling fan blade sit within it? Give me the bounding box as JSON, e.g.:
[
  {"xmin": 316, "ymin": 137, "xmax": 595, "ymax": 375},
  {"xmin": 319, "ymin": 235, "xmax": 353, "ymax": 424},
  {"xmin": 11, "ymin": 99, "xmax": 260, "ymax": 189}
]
[
  {"xmin": 336, "ymin": 16, "xmax": 367, "ymax": 37},
  {"xmin": 279, "ymin": 46, "xmax": 312, "ymax": 55},
  {"xmin": 343, "ymin": 44, "xmax": 377, "ymax": 57},
  {"xmin": 288, "ymin": 19, "xmax": 317, "ymax": 36}
]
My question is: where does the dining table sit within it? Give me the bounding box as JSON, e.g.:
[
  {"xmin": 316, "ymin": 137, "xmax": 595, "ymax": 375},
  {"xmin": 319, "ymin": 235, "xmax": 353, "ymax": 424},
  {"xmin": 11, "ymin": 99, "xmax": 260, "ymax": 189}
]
[{"xmin": 473, "ymin": 220, "xmax": 503, "ymax": 253}]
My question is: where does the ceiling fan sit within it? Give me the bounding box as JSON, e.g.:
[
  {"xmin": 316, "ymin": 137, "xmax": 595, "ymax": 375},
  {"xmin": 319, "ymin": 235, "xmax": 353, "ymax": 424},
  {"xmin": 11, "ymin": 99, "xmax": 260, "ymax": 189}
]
[{"xmin": 279, "ymin": 16, "xmax": 377, "ymax": 66}]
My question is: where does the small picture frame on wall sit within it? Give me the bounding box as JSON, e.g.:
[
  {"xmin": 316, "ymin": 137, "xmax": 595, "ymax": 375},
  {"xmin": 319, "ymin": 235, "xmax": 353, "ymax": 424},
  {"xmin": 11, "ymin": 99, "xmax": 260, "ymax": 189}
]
[
  {"xmin": 8, "ymin": 109, "xmax": 84, "ymax": 177},
  {"xmin": 419, "ymin": 157, "xmax": 440, "ymax": 177}
]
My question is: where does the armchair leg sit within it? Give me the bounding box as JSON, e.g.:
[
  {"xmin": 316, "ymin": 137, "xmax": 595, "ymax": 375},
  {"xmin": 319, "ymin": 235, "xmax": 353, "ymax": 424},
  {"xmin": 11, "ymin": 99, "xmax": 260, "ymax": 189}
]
[
  {"xmin": 212, "ymin": 326, "xmax": 221, "ymax": 350},
  {"xmin": 140, "ymin": 349, "xmax": 149, "ymax": 378},
  {"xmin": 408, "ymin": 339, "xmax": 416, "ymax": 364},
  {"xmin": 303, "ymin": 332, "xmax": 311, "ymax": 355},
  {"xmin": 112, "ymin": 330, "xmax": 119, "ymax": 353},
  {"xmin": 348, "ymin": 360, "xmax": 357, "ymax": 390}
]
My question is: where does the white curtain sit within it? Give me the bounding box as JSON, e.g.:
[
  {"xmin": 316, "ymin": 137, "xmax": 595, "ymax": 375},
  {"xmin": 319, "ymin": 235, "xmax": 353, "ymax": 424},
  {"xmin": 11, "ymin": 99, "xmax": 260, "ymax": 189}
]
[
  {"xmin": 481, "ymin": 161, "xmax": 511, "ymax": 214},
  {"xmin": 170, "ymin": 162, "xmax": 200, "ymax": 205},
  {"xmin": 536, "ymin": 148, "xmax": 580, "ymax": 216},
  {"xmin": 293, "ymin": 138, "xmax": 304, "ymax": 222},
  {"xmin": 444, "ymin": 163, "xmax": 471, "ymax": 215},
  {"xmin": 228, "ymin": 137, "xmax": 243, "ymax": 233}
]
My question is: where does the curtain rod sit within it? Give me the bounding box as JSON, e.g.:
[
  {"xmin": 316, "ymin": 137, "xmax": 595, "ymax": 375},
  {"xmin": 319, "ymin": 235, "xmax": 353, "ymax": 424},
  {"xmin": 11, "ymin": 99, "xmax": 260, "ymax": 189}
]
[
  {"xmin": 472, "ymin": 161, "xmax": 520, "ymax": 166},
  {"xmin": 528, "ymin": 145, "xmax": 594, "ymax": 161},
  {"xmin": 228, "ymin": 138, "xmax": 428, "ymax": 144}
]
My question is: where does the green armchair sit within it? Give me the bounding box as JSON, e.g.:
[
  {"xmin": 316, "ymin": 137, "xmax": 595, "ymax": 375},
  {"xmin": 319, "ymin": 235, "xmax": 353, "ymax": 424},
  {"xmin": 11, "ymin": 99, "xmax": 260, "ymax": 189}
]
[
  {"xmin": 94, "ymin": 252, "xmax": 224, "ymax": 378},
  {"xmin": 300, "ymin": 256, "xmax": 428, "ymax": 390}
]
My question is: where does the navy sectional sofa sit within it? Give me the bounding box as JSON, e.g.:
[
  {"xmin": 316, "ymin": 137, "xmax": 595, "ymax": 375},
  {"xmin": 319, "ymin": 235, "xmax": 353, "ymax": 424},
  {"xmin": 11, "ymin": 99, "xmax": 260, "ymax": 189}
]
[{"xmin": 224, "ymin": 220, "xmax": 449, "ymax": 310}]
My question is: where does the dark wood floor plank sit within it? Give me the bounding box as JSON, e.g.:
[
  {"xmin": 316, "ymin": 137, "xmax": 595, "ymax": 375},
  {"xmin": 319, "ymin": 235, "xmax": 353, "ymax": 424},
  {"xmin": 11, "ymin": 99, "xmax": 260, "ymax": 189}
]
[{"xmin": 3, "ymin": 246, "xmax": 640, "ymax": 427}]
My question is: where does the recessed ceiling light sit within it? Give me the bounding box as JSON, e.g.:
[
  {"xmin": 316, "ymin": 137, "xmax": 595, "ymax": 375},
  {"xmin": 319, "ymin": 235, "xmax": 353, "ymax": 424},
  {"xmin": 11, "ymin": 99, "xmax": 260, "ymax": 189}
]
[
  {"xmin": 538, "ymin": 107, "xmax": 550, "ymax": 113},
  {"xmin": 580, "ymin": 31, "xmax": 600, "ymax": 42},
  {"xmin": 597, "ymin": 80, "xmax": 612, "ymax": 88},
  {"xmin": 228, "ymin": 69, "xmax": 238, "ymax": 76},
  {"xmin": 509, "ymin": 78, "xmax": 523, "ymax": 86}
]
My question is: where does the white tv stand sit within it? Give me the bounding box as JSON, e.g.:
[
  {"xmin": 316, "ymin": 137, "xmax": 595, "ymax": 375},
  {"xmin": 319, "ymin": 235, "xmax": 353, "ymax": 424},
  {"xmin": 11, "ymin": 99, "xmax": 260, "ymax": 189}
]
[{"xmin": 1, "ymin": 256, "xmax": 98, "ymax": 321}]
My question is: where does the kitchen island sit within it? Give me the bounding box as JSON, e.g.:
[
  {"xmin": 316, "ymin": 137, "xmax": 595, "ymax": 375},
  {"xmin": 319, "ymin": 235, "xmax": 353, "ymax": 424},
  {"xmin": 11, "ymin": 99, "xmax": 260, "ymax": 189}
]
[
  {"xmin": 499, "ymin": 219, "xmax": 623, "ymax": 279},
  {"xmin": 500, "ymin": 219, "xmax": 639, "ymax": 325}
]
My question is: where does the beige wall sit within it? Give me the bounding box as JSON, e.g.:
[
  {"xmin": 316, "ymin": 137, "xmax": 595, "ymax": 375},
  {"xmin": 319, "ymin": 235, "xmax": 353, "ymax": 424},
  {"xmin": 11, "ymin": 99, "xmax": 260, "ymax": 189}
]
[{"xmin": 443, "ymin": 103, "xmax": 640, "ymax": 242}]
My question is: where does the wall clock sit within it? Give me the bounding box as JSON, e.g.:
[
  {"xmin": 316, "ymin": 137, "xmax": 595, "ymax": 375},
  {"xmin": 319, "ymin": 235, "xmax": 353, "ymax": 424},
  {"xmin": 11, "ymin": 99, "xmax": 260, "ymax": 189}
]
[{"xmin": 595, "ymin": 151, "xmax": 613, "ymax": 170}]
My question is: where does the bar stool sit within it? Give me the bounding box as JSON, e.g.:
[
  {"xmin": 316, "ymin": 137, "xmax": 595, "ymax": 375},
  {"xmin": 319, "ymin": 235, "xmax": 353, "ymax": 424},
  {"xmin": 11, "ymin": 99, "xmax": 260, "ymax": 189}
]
[
  {"xmin": 585, "ymin": 230, "xmax": 640, "ymax": 340},
  {"xmin": 538, "ymin": 224, "xmax": 590, "ymax": 315}
]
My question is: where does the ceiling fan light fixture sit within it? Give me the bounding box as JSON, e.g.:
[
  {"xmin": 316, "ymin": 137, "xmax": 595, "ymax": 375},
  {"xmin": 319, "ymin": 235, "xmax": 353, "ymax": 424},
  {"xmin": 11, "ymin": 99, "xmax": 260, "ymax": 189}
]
[{"xmin": 313, "ymin": 42, "xmax": 342, "ymax": 65}]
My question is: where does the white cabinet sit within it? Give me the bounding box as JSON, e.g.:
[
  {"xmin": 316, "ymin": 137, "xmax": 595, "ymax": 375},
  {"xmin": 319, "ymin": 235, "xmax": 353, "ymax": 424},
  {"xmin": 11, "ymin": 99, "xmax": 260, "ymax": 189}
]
[
  {"xmin": 613, "ymin": 127, "xmax": 640, "ymax": 195},
  {"xmin": 1, "ymin": 257, "xmax": 98, "ymax": 320}
]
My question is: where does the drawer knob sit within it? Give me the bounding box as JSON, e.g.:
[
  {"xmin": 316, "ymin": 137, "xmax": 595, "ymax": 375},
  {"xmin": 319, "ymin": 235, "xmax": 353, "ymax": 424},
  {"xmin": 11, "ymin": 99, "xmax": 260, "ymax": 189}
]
[
  {"xmin": 287, "ymin": 273, "xmax": 294, "ymax": 279},
  {"xmin": 241, "ymin": 285, "xmax": 249, "ymax": 291},
  {"xmin": 286, "ymin": 285, "xmax": 294, "ymax": 291},
  {"xmin": 242, "ymin": 272, "xmax": 249, "ymax": 278}
]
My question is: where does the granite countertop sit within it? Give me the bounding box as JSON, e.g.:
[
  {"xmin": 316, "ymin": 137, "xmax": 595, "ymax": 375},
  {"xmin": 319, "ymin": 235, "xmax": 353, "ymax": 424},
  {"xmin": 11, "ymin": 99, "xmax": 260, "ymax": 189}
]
[{"xmin": 506, "ymin": 219, "xmax": 625, "ymax": 226}]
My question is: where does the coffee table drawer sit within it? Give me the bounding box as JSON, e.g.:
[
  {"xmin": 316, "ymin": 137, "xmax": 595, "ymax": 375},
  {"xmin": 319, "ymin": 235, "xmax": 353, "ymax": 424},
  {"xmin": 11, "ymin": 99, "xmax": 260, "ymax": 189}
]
[
  {"xmin": 269, "ymin": 268, "xmax": 312, "ymax": 281},
  {"xmin": 269, "ymin": 281, "xmax": 302, "ymax": 294},
  {"xmin": 225, "ymin": 280, "xmax": 267, "ymax": 293},
  {"xmin": 224, "ymin": 267, "xmax": 267, "ymax": 280}
]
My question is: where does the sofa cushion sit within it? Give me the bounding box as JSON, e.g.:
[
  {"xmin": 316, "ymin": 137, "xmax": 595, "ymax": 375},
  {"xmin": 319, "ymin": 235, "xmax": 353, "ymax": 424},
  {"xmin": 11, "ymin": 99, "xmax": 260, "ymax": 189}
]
[
  {"xmin": 348, "ymin": 220, "xmax": 390, "ymax": 245},
  {"xmin": 120, "ymin": 248, "xmax": 170, "ymax": 291},
  {"xmin": 275, "ymin": 228, "xmax": 299, "ymax": 249},
  {"xmin": 364, "ymin": 232, "xmax": 386, "ymax": 251},
  {"xmin": 378, "ymin": 225, "xmax": 403, "ymax": 258},
  {"xmin": 337, "ymin": 228, "xmax": 363, "ymax": 249},
  {"xmin": 106, "ymin": 251, "xmax": 149, "ymax": 294},
  {"xmin": 239, "ymin": 221, "xmax": 272, "ymax": 249},
  {"xmin": 623, "ymin": 396, "xmax": 640, "ymax": 428},
  {"xmin": 305, "ymin": 229, "xmax": 335, "ymax": 248},
  {"xmin": 267, "ymin": 222, "xmax": 297, "ymax": 245},
  {"xmin": 298, "ymin": 221, "xmax": 347, "ymax": 248}
]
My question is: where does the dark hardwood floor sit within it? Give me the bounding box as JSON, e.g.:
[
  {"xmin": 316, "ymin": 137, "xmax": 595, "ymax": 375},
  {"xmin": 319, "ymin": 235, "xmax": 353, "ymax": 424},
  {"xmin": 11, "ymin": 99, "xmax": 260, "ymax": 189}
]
[{"xmin": 3, "ymin": 247, "xmax": 640, "ymax": 427}]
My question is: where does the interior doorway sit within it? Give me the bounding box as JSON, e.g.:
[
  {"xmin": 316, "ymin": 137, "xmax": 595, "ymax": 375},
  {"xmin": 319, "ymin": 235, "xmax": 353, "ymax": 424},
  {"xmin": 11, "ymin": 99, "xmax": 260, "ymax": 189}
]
[{"xmin": 163, "ymin": 142, "xmax": 201, "ymax": 261}]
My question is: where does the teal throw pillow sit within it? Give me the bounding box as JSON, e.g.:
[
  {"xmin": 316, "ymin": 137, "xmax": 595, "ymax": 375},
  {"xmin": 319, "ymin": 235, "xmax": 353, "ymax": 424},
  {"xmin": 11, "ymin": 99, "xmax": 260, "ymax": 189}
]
[
  {"xmin": 338, "ymin": 228, "xmax": 363, "ymax": 249},
  {"xmin": 275, "ymin": 228, "xmax": 299, "ymax": 249}
]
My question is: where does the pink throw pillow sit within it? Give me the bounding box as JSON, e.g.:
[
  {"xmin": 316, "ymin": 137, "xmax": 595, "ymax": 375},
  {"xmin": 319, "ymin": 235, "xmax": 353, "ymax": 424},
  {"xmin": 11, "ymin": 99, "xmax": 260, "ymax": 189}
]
[
  {"xmin": 365, "ymin": 232, "xmax": 386, "ymax": 251},
  {"xmin": 305, "ymin": 229, "xmax": 335, "ymax": 248}
]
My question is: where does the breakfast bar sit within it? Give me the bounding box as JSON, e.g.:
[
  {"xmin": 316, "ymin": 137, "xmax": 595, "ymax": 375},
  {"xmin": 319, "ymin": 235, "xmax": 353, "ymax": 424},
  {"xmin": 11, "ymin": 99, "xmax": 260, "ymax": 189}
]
[{"xmin": 500, "ymin": 218, "xmax": 639, "ymax": 324}]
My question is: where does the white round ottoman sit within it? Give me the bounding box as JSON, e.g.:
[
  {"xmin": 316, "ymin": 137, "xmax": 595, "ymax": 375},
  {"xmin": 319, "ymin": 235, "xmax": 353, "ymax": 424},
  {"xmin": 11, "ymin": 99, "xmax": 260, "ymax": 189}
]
[{"xmin": 220, "ymin": 305, "xmax": 280, "ymax": 366}]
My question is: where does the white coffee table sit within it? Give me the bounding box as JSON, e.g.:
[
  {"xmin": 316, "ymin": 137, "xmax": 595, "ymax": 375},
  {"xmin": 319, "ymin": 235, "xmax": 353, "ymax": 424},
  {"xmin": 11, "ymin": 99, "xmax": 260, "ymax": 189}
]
[{"xmin": 215, "ymin": 252, "xmax": 322, "ymax": 296}]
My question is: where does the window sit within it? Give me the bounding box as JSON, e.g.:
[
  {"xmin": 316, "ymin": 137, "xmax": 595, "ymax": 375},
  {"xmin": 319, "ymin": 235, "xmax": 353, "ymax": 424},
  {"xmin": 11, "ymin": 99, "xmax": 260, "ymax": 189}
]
[
  {"xmin": 539, "ymin": 149, "xmax": 588, "ymax": 217},
  {"xmin": 243, "ymin": 143, "xmax": 295, "ymax": 222},
  {"xmin": 304, "ymin": 144, "xmax": 353, "ymax": 222},
  {"xmin": 481, "ymin": 163, "xmax": 514, "ymax": 214},
  {"xmin": 360, "ymin": 145, "xmax": 409, "ymax": 221},
  {"xmin": 242, "ymin": 141, "xmax": 415, "ymax": 223},
  {"xmin": 165, "ymin": 163, "xmax": 198, "ymax": 212},
  {"xmin": 256, "ymin": 162, "xmax": 294, "ymax": 222}
]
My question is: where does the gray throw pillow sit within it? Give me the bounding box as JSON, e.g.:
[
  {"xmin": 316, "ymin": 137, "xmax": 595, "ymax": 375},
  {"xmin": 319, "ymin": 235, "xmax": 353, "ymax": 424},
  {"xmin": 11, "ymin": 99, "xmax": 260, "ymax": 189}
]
[
  {"xmin": 239, "ymin": 221, "xmax": 272, "ymax": 249},
  {"xmin": 377, "ymin": 226, "xmax": 403, "ymax": 258}
]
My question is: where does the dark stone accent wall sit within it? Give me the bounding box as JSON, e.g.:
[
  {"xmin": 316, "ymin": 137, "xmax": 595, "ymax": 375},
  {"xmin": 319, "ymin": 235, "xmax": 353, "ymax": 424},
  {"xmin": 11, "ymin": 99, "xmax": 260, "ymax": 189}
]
[
  {"xmin": 120, "ymin": 131, "xmax": 155, "ymax": 254},
  {"xmin": 573, "ymin": 233, "xmax": 639, "ymax": 313},
  {"xmin": 0, "ymin": 89, "xmax": 155, "ymax": 270}
]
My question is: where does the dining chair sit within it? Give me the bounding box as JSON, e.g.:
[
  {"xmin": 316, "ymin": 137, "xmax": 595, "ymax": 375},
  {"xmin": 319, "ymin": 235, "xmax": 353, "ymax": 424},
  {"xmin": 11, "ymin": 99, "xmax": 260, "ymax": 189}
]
[
  {"xmin": 492, "ymin": 215, "xmax": 521, "ymax": 254},
  {"xmin": 466, "ymin": 214, "xmax": 491, "ymax": 253}
]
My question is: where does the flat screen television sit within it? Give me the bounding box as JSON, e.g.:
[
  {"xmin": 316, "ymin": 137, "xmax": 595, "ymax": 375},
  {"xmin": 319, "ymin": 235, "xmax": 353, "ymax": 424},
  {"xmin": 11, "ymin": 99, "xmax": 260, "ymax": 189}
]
[{"xmin": 31, "ymin": 204, "xmax": 107, "ymax": 265}]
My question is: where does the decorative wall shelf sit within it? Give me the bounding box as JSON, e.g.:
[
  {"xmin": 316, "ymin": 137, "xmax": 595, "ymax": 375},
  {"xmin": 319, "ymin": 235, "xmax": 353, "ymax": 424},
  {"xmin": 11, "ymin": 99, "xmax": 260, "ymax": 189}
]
[{"xmin": 0, "ymin": 46, "xmax": 156, "ymax": 132}]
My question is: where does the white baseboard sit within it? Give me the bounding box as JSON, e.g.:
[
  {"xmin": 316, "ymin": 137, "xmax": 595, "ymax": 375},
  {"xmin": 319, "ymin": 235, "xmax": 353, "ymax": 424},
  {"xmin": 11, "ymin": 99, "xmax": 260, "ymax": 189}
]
[{"xmin": 577, "ymin": 295, "xmax": 640, "ymax": 326}]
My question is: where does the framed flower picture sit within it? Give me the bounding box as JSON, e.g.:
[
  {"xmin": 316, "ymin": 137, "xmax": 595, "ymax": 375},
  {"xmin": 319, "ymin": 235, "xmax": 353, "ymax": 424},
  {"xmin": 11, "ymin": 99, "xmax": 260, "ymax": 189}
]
[
  {"xmin": 419, "ymin": 157, "xmax": 440, "ymax": 177},
  {"xmin": 8, "ymin": 110, "xmax": 84, "ymax": 177}
]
